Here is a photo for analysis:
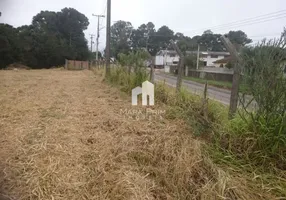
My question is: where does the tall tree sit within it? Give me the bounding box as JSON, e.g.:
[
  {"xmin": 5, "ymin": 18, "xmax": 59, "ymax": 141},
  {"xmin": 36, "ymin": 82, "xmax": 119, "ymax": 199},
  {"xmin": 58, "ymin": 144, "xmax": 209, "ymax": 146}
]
[
  {"xmin": 154, "ymin": 25, "xmax": 174, "ymax": 50},
  {"xmin": 110, "ymin": 20, "xmax": 133, "ymax": 58},
  {"xmin": 0, "ymin": 8, "xmax": 90, "ymax": 69},
  {"xmin": 227, "ymin": 30, "xmax": 252, "ymax": 46},
  {"xmin": 0, "ymin": 24, "xmax": 20, "ymax": 68},
  {"xmin": 198, "ymin": 30, "xmax": 225, "ymax": 51},
  {"xmin": 131, "ymin": 22, "xmax": 157, "ymax": 55}
]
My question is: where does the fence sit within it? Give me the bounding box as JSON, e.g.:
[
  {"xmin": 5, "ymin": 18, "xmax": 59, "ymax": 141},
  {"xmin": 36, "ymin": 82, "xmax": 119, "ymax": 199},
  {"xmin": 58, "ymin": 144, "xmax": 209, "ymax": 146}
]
[
  {"xmin": 65, "ymin": 59, "xmax": 89, "ymax": 70},
  {"xmin": 188, "ymin": 70, "xmax": 234, "ymax": 82},
  {"xmin": 169, "ymin": 66, "xmax": 235, "ymax": 82}
]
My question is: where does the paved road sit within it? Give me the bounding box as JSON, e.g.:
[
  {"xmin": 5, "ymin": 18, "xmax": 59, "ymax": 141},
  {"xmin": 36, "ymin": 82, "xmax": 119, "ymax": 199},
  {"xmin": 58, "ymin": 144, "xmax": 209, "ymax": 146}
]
[{"xmin": 155, "ymin": 72, "xmax": 232, "ymax": 105}]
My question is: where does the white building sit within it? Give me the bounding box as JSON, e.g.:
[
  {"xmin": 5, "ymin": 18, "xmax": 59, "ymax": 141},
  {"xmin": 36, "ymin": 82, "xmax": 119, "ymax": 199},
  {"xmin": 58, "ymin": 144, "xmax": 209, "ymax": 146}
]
[
  {"xmin": 155, "ymin": 50, "xmax": 180, "ymax": 72},
  {"xmin": 155, "ymin": 50, "xmax": 230, "ymax": 72},
  {"xmin": 190, "ymin": 51, "xmax": 230, "ymax": 68}
]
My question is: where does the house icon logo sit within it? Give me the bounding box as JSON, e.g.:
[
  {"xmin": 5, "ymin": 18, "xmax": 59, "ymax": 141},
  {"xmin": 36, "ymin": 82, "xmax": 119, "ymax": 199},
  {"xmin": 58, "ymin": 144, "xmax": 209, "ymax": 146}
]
[{"xmin": 132, "ymin": 81, "xmax": 154, "ymax": 106}]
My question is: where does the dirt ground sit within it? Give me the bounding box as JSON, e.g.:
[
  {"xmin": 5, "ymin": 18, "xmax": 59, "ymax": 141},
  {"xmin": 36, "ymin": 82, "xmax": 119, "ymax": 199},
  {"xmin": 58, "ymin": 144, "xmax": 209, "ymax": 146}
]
[{"xmin": 0, "ymin": 69, "xmax": 277, "ymax": 200}]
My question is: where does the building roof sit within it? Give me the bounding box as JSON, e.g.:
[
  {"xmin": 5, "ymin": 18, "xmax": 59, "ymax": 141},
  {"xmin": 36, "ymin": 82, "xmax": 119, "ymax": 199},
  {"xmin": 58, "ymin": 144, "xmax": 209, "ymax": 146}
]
[
  {"xmin": 213, "ymin": 56, "xmax": 232, "ymax": 64},
  {"xmin": 156, "ymin": 50, "xmax": 177, "ymax": 56},
  {"xmin": 186, "ymin": 51, "xmax": 230, "ymax": 56},
  {"xmin": 156, "ymin": 50, "xmax": 230, "ymax": 56}
]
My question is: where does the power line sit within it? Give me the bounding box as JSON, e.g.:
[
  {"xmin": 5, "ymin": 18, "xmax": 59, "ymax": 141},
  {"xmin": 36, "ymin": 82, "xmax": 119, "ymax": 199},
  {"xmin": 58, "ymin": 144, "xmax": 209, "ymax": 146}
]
[
  {"xmin": 187, "ymin": 10, "xmax": 286, "ymax": 32},
  {"xmin": 209, "ymin": 15, "xmax": 286, "ymax": 32},
  {"xmin": 184, "ymin": 10, "xmax": 286, "ymax": 33},
  {"xmin": 249, "ymin": 33, "xmax": 281, "ymax": 38}
]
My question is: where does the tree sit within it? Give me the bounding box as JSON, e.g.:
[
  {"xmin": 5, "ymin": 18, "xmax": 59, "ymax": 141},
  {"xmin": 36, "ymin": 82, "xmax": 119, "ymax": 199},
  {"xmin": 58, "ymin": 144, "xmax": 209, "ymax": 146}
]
[
  {"xmin": 145, "ymin": 22, "xmax": 157, "ymax": 55},
  {"xmin": 154, "ymin": 25, "xmax": 174, "ymax": 50},
  {"xmin": 227, "ymin": 30, "xmax": 252, "ymax": 46},
  {"xmin": 0, "ymin": 8, "xmax": 90, "ymax": 69},
  {"xmin": 90, "ymin": 51, "xmax": 102, "ymax": 60},
  {"xmin": 0, "ymin": 24, "xmax": 20, "ymax": 68},
  {"xmin": 32, "ymin": 11, "xmax": 59, "ymax": 33},
  {"xmin": 110, "ymin": 20, "xmax": 133, "ymax": 58},
  {"xmin": 184, "ymin": 54, "xmax": 197, "ymax": 69},
  {"xmin": 199, "ymin": 30, "xmax": 225, "ymax": 51},
  {"xmin": 177, "ymin": 36, "xmax": 197, "ymax": 53},
  {"xmin": 57, "ymin": 8, "xmax": 89, "ymax": 61},
  {"xmin": 131, "ymin": 22, "xmax": 156, "ymax": 51},
  {"xmin": 175, "ymin": 32, "xmax": 185, "ymax": 40},
  {"xmin": 203, "ymin": 29, "xmax": 213, "ymax": 35}
]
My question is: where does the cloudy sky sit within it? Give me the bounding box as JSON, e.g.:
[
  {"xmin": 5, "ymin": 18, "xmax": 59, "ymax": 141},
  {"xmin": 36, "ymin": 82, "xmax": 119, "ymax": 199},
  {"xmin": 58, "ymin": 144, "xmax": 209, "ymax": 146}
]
[{"xmin": 0, "ymin": 0, "xmax": 285, "ymax": 52}]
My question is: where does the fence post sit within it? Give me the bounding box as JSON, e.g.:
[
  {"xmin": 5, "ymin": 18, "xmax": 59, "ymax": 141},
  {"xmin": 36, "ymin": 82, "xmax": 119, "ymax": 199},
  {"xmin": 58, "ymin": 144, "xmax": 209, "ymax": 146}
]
[
  {"xmin": 65, "ymin": 59, "xmax": 68, "ymax": 69},
  {"xmin": 202, "ymin": 81, "xmax": 208, "ymax": 118},
  {"xmin": 150, "ymin": 60, "xmax": 155, "ymax": 84},
  {"xmin": 170, "ymin": 40, "xmax": 184, "ymax": 93},
  {"xmin": 185, "ymin": 66, "xmax": 189, "ymax": 77},
  {"xmin": 221, "ymin": 35, "xmax": 242, "ymax": 119}
]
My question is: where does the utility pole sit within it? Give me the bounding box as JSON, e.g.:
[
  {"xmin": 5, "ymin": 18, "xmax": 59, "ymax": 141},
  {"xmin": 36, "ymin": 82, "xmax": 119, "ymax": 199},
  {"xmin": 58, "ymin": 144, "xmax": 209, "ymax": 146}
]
[
  {"xmin": 90, "ymin": 34, "xmax": 95, "ymax": 52},
  {"xmin": 106, "ymin": 0, "xmax": 111, "ymax": 76},
  {"xmin": 221, "ymin": 35, "xmax": 242, "ymax": 119},
  {"xmin": 92, "ymin": 14, "xmax": 105, "ymax": 60},
  {"xmin": 196, "ymin": 44, "xmax": 200, "ymax": 70},
  {"xmin": 170, "ymin": 40, "xmax": 184, "ymax": 93}
]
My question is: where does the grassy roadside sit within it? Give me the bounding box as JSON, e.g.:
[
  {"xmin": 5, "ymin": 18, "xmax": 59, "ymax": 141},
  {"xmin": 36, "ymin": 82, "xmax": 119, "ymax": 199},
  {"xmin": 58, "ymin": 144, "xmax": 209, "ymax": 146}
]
[
  {"xmin": 96, "ymin": 66, "xmax": 286, "ymax": 199},
  {"xmin": 184, "ymin": 76, "xmax": 233, "ymax": 89}
]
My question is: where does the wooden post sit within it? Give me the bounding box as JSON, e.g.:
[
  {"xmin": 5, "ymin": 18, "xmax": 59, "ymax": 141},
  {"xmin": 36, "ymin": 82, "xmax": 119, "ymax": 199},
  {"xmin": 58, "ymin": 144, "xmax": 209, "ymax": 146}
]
[
  {"xmin": 170, "ymin": 40, "xmax": 184, "ymax": 93},
  {"xmin": 65, "ymin": 59, "xmax": 67, "ymax": 69},
  {"xmin": 203, "ymin": 81, "xmax": 208, "ymax": 119},
  {"xmin": 221, "ymin": 35, "xmax": 241, "ymax": 119},
  {"xmin": 185, "ymin": 66, "xmax": 188, "ymax": 77},
  {"xmin": 105, "ymin": 0, "xmax": 111, "ymax": 76},
  {"xmin": 150, "ymin": 57, "xmax": 155, "ymax": 84}
]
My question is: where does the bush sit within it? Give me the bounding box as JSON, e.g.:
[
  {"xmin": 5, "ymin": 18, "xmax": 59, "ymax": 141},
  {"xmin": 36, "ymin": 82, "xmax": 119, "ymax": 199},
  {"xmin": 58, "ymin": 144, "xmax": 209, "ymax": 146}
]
[
  {"xmin": 184, "ymin": 54, "xmax": 204, "ymax": 69},
  {"xmin": 107, "ymin": 51, "xmax": 150, "ymax": 93},
  {"xmin": 225, "ymin": 61, "xmax": 232, "ymax": 69},
  {"xmin": 216, "ymin": 37, "xmax": 286, "ymax": 169}
]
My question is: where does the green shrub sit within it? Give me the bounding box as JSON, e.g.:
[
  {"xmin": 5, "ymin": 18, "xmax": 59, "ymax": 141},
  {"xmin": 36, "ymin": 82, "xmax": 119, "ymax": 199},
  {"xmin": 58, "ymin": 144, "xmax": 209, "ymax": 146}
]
[
  {"xmin": 107, "ymin": 51, "xmax": 150, "ymax": 93},
  {"xmin": 230, "ymin": 38, "xmax": 286, "ymax": 169}
]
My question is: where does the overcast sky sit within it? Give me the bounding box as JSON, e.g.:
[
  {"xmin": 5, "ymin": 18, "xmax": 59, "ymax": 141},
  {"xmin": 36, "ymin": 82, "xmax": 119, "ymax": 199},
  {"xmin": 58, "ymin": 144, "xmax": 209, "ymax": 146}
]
[{"xmin": 0, "ymin": 0, "xmax": 285, "ymax": 52}]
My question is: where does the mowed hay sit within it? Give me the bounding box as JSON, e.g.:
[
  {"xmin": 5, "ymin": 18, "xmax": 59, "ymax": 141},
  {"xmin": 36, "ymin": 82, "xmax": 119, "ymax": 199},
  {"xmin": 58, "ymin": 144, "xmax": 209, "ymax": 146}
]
[{"xmin": 0, "ymin": 69, "xmax": 276, "ymax": 200}]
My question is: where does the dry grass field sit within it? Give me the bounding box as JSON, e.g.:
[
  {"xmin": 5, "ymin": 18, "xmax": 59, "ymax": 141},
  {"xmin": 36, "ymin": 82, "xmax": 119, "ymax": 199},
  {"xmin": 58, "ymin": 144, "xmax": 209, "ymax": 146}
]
[{"xmin": 0, "ymin": 69, "xmax": 280, "ymax": 200}]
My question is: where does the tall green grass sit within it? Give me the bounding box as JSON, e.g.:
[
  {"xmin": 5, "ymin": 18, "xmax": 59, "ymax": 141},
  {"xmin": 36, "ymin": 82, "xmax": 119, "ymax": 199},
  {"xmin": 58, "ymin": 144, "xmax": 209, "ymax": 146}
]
[{"xmin": 107, "ymin": 66, "xmax": 149, "ymax": 93}]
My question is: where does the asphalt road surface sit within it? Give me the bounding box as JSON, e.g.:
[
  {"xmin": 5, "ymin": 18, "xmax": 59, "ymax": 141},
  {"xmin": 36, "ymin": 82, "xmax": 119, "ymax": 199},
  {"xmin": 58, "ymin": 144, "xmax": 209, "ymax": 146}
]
[{"xmin": 155, "ymin": 71, "xmax": 233, "ymax": 105}]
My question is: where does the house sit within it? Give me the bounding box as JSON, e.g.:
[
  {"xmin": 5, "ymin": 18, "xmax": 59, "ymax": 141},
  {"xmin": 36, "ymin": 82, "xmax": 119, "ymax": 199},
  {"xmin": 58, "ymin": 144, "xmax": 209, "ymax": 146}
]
[
  {"xmin": 186, "ymin": 51, "xmax": 230, "ymax": 68},
  {"xmin": 155, "ymin": 50, "xmax": 180, "ymax": 72},
  {"xmin": 155, "ymin": 50, "xmax": 230, "ymax": 72},
  {"xmin": 213, "ymin": 56, "xmax": 232, "ymax": 68}
]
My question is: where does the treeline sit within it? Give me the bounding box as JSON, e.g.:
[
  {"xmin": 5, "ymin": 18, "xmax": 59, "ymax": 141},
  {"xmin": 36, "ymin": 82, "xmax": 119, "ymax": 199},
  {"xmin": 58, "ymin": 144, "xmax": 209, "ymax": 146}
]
[
  {"xmin": 0, "ymin": 8, "xmax": 90, "ymax": 69},
  {"xmin": 1, "ymin": 7, "xmax": 254, "ymax": 69},
  {"xmin": 111, "ymin": 21, "xmax": 253, "ymax": 58}
]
